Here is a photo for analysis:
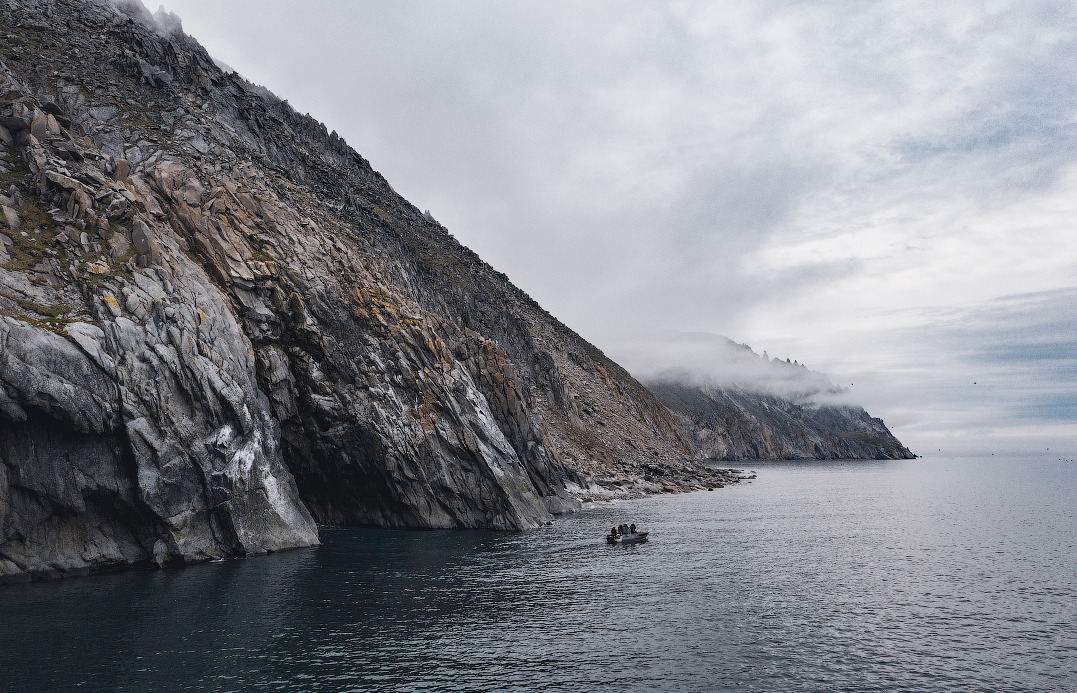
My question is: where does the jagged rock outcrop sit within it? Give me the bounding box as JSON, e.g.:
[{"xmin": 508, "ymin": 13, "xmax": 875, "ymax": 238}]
[
  {"xmin": 643, "ymin": 338, "xmax": 913, "ymax": 461},
  {"xmin": 0, "ymin": 0, "xmax": 746, "ymax": 581},
  {"xmin": 651, "ymin": 380, "xmax": 914, "ymax": 461}
]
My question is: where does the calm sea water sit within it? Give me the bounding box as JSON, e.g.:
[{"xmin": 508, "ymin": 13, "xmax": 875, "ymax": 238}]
[{"xmin": 1, "ymin": 456, "xmax": 1075, "ymax": 692}]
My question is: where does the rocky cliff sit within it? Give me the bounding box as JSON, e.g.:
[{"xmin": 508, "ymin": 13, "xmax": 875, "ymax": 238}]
[
  {"xmin": 647, "ymin": 342, "xmax": 914, "ymax": 461},
  {"xmin": 651, "ymin": 380, "xmax": 914, "ymax": 461},
  {"xmin": 0, "ymin": 0, "xmax": 746, "ymax": 582},
  {"xmin": 0, "ymin": 0, "xmax": 909, "ymax": 583}
]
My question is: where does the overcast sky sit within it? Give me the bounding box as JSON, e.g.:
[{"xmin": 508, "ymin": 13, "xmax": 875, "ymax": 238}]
[{"xmin": 155, "ymin": 0, "xmax": 1077, "ymax": 455}]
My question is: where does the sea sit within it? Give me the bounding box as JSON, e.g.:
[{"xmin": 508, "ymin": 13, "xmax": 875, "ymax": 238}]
[{"xmin": 1, "ymin": 455, "xmax": 1074, "ymax": 692}]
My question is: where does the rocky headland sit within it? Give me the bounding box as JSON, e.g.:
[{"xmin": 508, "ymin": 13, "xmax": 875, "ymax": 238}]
[
  {"xmin": 646, "ymin": 341, "xmax": 915, "ymax": 461},
  {"xmin": 0, "ymin": 0, "xmax": 910, "ymax": 582},
  {"xmin": 652, "ymin": 380, "xmax": 914, "ymax": 461}
]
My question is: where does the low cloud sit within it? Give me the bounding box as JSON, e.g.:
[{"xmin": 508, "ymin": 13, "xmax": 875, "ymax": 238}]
[
  {"xmin": 101, "ymin": 0, "xmax": 184, "ymax": 37},
  {"xmin": 612, "ymin": 330, "xmax": 848, "ymax": 405}
]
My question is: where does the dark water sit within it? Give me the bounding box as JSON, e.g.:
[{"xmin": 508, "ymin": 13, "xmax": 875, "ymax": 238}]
[{"xmin": 2, "ymin": 456, "xmax": 1075, "ymax": 692}]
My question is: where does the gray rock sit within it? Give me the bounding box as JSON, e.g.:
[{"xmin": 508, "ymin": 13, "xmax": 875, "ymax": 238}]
[
  {"xmin": 107, "ymin": 230, "xmax": 131, "ymax": 260},
  {"xmin": 29, "ymin": 109, "xmax": 46, "ymax": 140},
  {"xmin": 1, "ymin": 204, "xmax": 18, "ymax": 229},
  {"xmin": 88, "ymin": 105, "xmax": 117, "ymax": 121},
  {"xmin": 124, "ymin": 146, "xmax": 144, "ymax": 166}
]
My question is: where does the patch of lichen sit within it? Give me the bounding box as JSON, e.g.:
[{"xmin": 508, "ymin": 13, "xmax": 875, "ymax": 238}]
[
  {"xmin": 115, "ymin": 244, "xmax": 137, "ymax": 267},
  {"xmin": 68, "ymin": 233, "xmax": 137, "ymax": 290},
  {"xmin": 249, "ymin": 248, "xmax": 273, "ymax": 263},
  {"xmin": 99, "ymin": 221, "xmax": 121, "ymax": 241},
  {"xmin": 0, "ymin": 153, "xmax": 30, "ymax": 187},
  {"xmin": 17, "ymin": 201, "xmax": 51, "ymax": 230},
  {"xmin": 372, "ymin": 207, "xmax": 394, "ymax": 225},
  {"xmin": 0, "ymin": 288, "xmax": 71, "ymax": 319},
  {"xmin": 2, "ymin": 203, "xmax": 53, "ymax": 272},
  {"xmin": 77, "ymin": 255, "xmax": 133, "ymax": 290},
  {"xmin": 1, "ymin": 310, "xmax": 73, "ymax": 335},
  {"xmin": 16, "ymin": 297, "xmax": 70, "ymax": 317},
  {"xmin": 418, "ymin": 249, "xmax": 452, "ymax": 270},
  {"xmin": 410, "ymin": 239, "xmax": 473, "ymax": 294}
]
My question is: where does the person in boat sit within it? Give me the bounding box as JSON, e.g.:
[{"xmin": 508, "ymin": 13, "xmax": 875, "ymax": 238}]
[
  {"xmin": 610, "ymin": 526, "xmax": 619, "ymax": 537},
  {"xmin": 629, "ymin": 523, "xmax": 636, "ymax": 534}
]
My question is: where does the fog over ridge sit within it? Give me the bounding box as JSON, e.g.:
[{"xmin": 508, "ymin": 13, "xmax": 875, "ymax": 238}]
[
  {"xmin": 613, "ymin": 330, "xmax": 851, "ymax": 407},
  {"xmin": 99, "ymin": 0, "xmax": 183, "ymax": 36}
]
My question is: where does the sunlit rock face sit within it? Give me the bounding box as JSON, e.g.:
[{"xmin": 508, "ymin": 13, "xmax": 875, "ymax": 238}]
[{"xmin": 0, "ymin": 0, "xmax": 908, "ymax": 582}]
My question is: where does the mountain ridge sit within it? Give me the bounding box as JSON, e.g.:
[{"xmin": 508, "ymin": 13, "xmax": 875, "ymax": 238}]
[{"xmin": 0, "ymin": 0, "xmax": 910, "ymax": 583}]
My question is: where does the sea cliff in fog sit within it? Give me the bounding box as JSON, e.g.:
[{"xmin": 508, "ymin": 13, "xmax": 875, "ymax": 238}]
[{"xmin": 0, "ymin": 0, "xmax": 909, "ymax": 582}]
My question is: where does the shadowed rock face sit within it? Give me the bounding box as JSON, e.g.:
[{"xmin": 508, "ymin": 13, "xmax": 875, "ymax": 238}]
[
  {"xmin": 649, "ymin": 381, "xmax": 915, "ymax": 461},
  {"xmin": 0, "ymin": 0, "xmax": 908, "ymax": 582}
]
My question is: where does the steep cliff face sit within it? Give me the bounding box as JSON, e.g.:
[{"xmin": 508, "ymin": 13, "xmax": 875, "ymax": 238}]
[
  {"xmin": 646, "ymin": 341, "xmax": 913, "ymax": 461},
  {"xmin": 0, "ymin": 0, "xmax": 914, "ymax": 582},
  {"xmin": 651, "ymin": 380, "xmax": 914, "ymax": 461},
  {"xmin": 0, "ymin": 0, "xmax": 745, "ymax": 581}
]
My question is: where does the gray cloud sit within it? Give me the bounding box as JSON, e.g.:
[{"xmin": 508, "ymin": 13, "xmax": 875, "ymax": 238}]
[
  {"xmin": 101, "ymin": 0, "xmax": 184, "ymax": 36},
  {"xmin": 783, "ymin": 288, "xmax": 1077, "ymax": 451},
  {"xmin": 610, "ymin": 329, "xmax": 847, "ymax": 405}
]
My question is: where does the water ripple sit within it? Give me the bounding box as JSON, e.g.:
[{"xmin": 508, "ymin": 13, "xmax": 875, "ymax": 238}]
[{"xmin": 1, "ymin": 456, "xmax": 1075, "ymax": 691}]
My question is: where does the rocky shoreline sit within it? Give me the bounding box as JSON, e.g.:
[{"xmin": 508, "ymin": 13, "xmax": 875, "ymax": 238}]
[{"xmin": 575, "ymin": 463, "xmax": 752, "ymax": 502}]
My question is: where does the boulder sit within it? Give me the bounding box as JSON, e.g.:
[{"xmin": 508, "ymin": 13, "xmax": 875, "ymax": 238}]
[
  {"xmin": 29, "ymin": 109, "xmax": 46, "ymax": 140},
  {"xmin": 1, "ymin": 204, "xmax": 18, "ymax": 229}
]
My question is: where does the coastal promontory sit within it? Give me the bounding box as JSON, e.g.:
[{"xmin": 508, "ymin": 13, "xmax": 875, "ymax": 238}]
[{"xmin": 0, "ymin": 0, "xmax": 910, "ymax": 582}]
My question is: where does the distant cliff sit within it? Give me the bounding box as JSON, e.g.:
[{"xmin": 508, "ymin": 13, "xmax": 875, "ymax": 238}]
[
  {"xmin": 651, "ymin": 381, "xmax": 914, "ymax": 460},
  {"xmin": 0, "ymin": 0, "xmax": 908, "ymax": 583},
  {"xmin": 646, "ymin": 339, "xmax": 914, "ymax": 461}
]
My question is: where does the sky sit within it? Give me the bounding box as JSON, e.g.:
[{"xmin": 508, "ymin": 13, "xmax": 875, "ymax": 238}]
[{"xmin": 152, "ymin": 0, "xmax": 1077, "ymax": 455}]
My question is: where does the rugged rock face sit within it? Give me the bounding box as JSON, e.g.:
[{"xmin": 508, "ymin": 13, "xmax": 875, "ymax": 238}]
[
  {"xmin": 651, "ymin": 380, "xmax": 915, "ymax": 461},
  {"xmin": 0, "ymin": 0, "xmax": 746, "ymax": 581},
  {"xmin": 0, "ymin": 0, "xmax": 909, "ymax": 582},
  {"xmin": 647, "ymin": 345, "xmax": 914, "ymax": 461}
]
